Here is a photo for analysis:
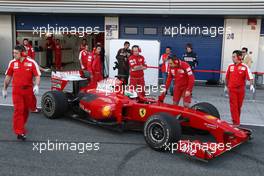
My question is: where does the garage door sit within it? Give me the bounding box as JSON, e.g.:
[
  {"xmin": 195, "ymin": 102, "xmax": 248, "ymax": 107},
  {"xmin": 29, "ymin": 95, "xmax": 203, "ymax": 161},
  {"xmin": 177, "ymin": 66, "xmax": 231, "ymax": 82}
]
[{"xmin": 119, "ymin": 16, "xmax": 224, "ymax": 81}]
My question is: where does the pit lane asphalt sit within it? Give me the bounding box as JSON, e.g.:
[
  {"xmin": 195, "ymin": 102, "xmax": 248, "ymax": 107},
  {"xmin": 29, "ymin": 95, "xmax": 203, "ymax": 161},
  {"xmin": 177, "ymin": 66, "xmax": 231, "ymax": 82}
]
[{"xmin": 0, "ymin": 105, "xmax": 264, "ymax": 176}]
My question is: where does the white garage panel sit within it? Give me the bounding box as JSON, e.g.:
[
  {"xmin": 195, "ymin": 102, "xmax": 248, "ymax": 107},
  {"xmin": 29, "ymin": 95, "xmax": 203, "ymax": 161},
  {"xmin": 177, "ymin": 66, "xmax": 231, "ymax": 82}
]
[
  {"xmin": 0, "ymin": 15, "xmax": 13, "ymax": 74},
  {"xmin": 109, "ymin": 39, "xmax": 160, "ymax": 86}
]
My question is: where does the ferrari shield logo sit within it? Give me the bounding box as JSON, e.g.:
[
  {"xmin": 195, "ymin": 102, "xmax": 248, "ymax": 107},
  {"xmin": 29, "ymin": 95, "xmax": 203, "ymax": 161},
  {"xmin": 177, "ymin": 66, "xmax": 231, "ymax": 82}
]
[{"xmin": 139, "ymin": 108, "xmax": 146, "ymax": 118}]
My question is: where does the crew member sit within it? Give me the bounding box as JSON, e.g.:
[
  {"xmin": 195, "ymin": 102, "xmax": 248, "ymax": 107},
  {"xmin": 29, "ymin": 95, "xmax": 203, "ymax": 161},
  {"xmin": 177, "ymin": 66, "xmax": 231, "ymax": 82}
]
[
  {"xmin": 55, "ymin": 39, "xmax": 62, "ymax": 70},
  {"xmin": 225, "ymin": 50, "xmax": 255, "ymax": 126},
  {"xmin": 116, "ymin": 41, "xmax": 131, "ymax": 84},
  {"xmin": 182, "ymin": 43, "xmax": 198, "ymax": 70},
  {"xmin": 128, "ymin": 45, "xmax": 147, "ymax": 96},
  {"xmin": 23, "ymin": 38, "xmax": 35, "ymax": 59},
  {"xmin": 2, "ymin": 45, "xmax": 41, "ymax": 141},
  {"xmin": 159, "ymin": 55, "xmax": 195, "ymax": 108},
  {"xmin": 241, "ymin": 47, "xmax": 253, "ymax": 68},
  {"xmin": 91, "ymin": 45, "xmax": 103, "ymax": 83},
  {"xmin": 80, "ymin": 39, "xmax": 87, "ymax": 51},
  {"xmin": 159, "ymin": 46, "xmax": 173, "ymax": 94},
  {"xmin": 46, "ymin": 39, "xmax": 53, "ymax": 68},
  {"xmin": 79, "ymin": 44, "xmax": 90, "ymax": 70}
]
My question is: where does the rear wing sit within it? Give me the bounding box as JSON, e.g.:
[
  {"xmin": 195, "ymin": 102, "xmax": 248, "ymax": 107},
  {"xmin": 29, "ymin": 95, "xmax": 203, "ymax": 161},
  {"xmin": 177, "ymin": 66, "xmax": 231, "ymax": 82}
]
[{"xmin": 51, "ymin": 71, "xmax": 86, "ymax": 91}]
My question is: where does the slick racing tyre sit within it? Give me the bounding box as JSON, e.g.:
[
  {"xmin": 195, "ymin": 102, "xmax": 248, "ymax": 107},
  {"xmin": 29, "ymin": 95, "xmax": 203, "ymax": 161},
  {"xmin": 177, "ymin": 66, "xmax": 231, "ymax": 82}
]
[
  {"xmin": 41, "ymin": 91, "xmax": 69, "ymax": 119},
  {"xmin": 144, "ymin": 113, "xmax": 182, "ymax": 151},
  {"xmin": 191, "ymin": 102, "xmax": 220, "ymax": 119},
  {"xmin": 191, "ymin": 102, "xmax": 220, "ymax": 134}
]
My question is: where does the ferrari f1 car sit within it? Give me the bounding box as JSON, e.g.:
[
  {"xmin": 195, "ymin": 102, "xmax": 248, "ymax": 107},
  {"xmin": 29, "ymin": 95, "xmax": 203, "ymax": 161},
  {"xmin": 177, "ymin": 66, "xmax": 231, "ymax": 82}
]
[{"xmin": 41, "ymin": 70, "xmax": 252, "ymax": 161}]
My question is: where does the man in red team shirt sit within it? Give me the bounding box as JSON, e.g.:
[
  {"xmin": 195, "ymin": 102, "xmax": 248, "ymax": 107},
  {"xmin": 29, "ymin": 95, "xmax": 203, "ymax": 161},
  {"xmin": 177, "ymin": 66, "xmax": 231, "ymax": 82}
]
[
  {"xmin": 79, "ymin": 44, "xmax": 91, "ymax": 70},
  {"xmin": 23, "ymin": 38, "xmax": 35, "ymax": 59},
  {"xmin": 91, "ymin": 45, "xmax": 103, "ymax": 83},
  {"xmin": 80, "ymin": 38, "xmax": 87, "ymax": 51},
  {"xmin": 2, "ymin": 45, "xmax": 41, "ymax": 141},
  {"xmin": 159, "ymin": 55, "xmax": 195, "ymax": 108},
  {"xmin": 128, "ymin": 45, "xmax": 147, "ymax": 96},
  {"xmin": 225, "ymin": 50, "xmax": 255, "ymax": 127},
  {"xmin": 55, "ymin": 39, "xmax": 62, "ymax": 70}
]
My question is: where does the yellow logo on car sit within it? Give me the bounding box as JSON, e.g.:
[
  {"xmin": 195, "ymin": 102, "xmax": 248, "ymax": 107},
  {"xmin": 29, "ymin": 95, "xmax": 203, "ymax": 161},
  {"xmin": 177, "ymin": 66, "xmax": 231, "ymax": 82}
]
[
  {"xmin": 206, "ymin": 115, "xmax": 217, "ymax": 120},
  {"xmin": 139, "ymin": 108, "xmax": 146, "ymax": 118}
]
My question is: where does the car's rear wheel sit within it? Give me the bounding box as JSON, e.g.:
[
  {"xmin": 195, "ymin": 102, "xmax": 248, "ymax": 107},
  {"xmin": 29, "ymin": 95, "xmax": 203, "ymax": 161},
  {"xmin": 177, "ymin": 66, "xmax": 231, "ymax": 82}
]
[
  {"xmin": 144, "ymin": 113, "xmax": 181, "ymax": 151},
  {"xmin": 41, "ymin": 91, "xmax": 69, "ymax": 119}
]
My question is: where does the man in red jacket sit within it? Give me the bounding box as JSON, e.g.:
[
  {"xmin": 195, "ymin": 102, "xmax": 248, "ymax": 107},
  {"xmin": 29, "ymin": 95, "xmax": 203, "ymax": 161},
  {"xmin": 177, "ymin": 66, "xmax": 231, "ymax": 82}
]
[
  {"xmin": 91, "ymin": 45, "xmax": 103, "ymax": 83},
  {"xmin": 159, "ymin": 55, "xmax": 195, "ymax": 108},
  {"xmin": 79, "ymin": 44, "xmax": 90, "ymax": 70},
  {"xmin": 23, "ymin": 38, "xmax": 35, "ymax": 59},
  {"xmin": 128, "ymin": 45, "xmax": 147, "ymax": 96},
  {"xmin": 225, "ymin": 50, "xmax": 255, "ymax": 126},
  {"xmin": 2, "ymin": 45, "xmax": 41, "ymax": 141},
  {"xmin": 55, "ymin": 39, "xmax": 62, "ymax": 70}
]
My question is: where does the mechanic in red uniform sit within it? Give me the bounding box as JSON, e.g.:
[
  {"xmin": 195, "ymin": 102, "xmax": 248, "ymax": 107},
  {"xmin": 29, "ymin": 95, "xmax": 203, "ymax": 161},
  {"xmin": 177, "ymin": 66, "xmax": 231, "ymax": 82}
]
[
  {"xmin": 2, "ymin": 45, "xmax": 41, "ymax": 141},
  {"xmin": 159, "ymin": 55, "xmax": 195, "ymax": 108},
  {"xmin": 225, "ymin": 50, "xmax": 255, "ymax": 126},
  {"xmin": 79, "ymin": 44, "xmax": 90, "ymax": 70},
  {"xmin": 128, "ymin": 45, "xmax": 147, "ymax": 96},
  {"xmin": 91, "ymin": 45, "xmax": 103, "ymax": 83},
  {"xmin": 23, "ymin": 38, "xmax": 35, "ymax": 59},
  {"xmin": 54, "ymin": 39, "xmax": 62, "ymax": 70},
  {"xmin": 80, "ymin": 38, "xmax": 87, "ymax": 51}
]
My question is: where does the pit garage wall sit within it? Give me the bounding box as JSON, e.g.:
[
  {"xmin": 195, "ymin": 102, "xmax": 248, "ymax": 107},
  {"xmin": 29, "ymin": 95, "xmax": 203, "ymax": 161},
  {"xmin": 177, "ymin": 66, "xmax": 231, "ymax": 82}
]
[
  {"xmin": 221, "ymin": 18, "xmax": 261, "ymax": 82},
  {"xmin": 104, "ymin": 16, "xmax": 119, "ymax": 76},
  {"xmin": 0, "ymin": 15, "xmax": 13, "ymax": 74},
  {"xmin": 257, "ymin": 20, "xmax": 264, "ymax": 84}
]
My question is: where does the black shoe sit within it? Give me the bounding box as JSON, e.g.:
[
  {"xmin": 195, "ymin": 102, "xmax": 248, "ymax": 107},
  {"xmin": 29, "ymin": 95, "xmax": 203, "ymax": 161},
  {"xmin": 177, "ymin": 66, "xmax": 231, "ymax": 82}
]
[{"xmin": 17, "ymin": 134, "xmax": 26, "ymax": 141}]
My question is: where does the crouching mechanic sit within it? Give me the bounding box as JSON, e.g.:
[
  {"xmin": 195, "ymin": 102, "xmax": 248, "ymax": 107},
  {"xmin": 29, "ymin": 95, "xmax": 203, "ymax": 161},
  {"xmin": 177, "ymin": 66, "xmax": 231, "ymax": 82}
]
[
  {"xmin": 2, "ymin": 45, "xmax": 41, "ymax": 141},
  {"xmin": 159, "ymin": 55, "xmax": 195, "ymax": 108},
  {"xmin": 128, "ymin": 45, "xmax": 147, "ymax": 96},
  {"xmin": 225, "ymin": 50, "xmax": 255, "ymax": 127}
]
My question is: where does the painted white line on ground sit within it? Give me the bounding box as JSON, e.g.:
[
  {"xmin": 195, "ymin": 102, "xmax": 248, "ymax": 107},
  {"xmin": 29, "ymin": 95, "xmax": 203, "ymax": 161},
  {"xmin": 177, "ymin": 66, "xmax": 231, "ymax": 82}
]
[
  {"xmin": 0, "ymin": 104, "xmax": 264, "ymax": 127},
  {"xmin": 0, "ymin": 104, "xmax": 41, "ymax": 109}
]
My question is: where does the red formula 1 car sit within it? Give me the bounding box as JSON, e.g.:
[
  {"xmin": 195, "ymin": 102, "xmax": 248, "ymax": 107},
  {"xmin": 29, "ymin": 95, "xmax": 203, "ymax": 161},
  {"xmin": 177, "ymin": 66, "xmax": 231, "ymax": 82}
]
[{"xmin": 41, "ymin": 71, "xmax": 252, "ymax": 161}]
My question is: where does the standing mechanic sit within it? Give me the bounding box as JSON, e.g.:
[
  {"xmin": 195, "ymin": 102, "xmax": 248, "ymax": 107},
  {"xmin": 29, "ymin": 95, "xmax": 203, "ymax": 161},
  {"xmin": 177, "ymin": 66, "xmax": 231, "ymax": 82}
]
[
  {"xmin": 241, "ymin": 47, "xmax": 253, "ymax": 69},
  {"xmin": 46, "ymin": 39, "xmax": 54, "ymax": 68},
  {"xmin": 128, "ymin": 45, "xmax": 147, "ymax": 96},
  {"xmin": 182, "ymin": 43, "xmax": 198, "ymax": 70},
  {"xmin": 80, "ymin": 38, "xmax": 87, "ymax": 51},
  {"xmin": 91, "ymin": 45, "xmax": 103, "ymax": 83},
  {"xmin": 55, "ymin": 39, "xmax": 62, "ymax": 70},
  {"xmin": 159, "ymin": 55, "xmax": 195, "ymax": 108},
  {"xmin": 225, "ymin": 50, "xmax": 255, "ymax": 127},
  {"xmin": 159, "ymin": 46, "xmax": 173, "ymax": 95},
  {"xmin": 79, "ymin": 44, "xmax": 91, "ymax": 70},
  {"xmin": 116, "ymin": 41, "xmax": 131, "ymax": 84},
  {"xmin": 2, "ymin": 45, "xmax": 41, "ymax": 141},
  {"xmin": 23, "ymin": 38, "xmax": 35, "ymax": 59}
]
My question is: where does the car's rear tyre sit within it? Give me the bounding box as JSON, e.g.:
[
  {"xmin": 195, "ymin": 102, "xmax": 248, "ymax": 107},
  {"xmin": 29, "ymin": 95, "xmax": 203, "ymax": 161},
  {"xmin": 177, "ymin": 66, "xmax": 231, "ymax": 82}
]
[
  {"xmin": 191, "ymin": 102, "xmax": 220, "ymax": 134},
  {"xmin": 144, "ymin": 113, "xmax": 181, "ymax": 151},
  {"xmin": 191, "ymin": 102, "xmax": 220, "ymax": 119},
  {"xmin": 41, "ymin": 91, "xmax": 69, "ymax": 119}
]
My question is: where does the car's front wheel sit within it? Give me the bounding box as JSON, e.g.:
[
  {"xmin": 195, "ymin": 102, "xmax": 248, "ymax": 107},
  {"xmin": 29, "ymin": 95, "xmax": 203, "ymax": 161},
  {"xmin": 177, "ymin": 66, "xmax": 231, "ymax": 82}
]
[
  {"xmin": 41, "ymin": 91, "xmax": 69, "ymax": 119},
  {"xmin": 144, "ymin": 113, "xmax": 182, "ymax": 151}
]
